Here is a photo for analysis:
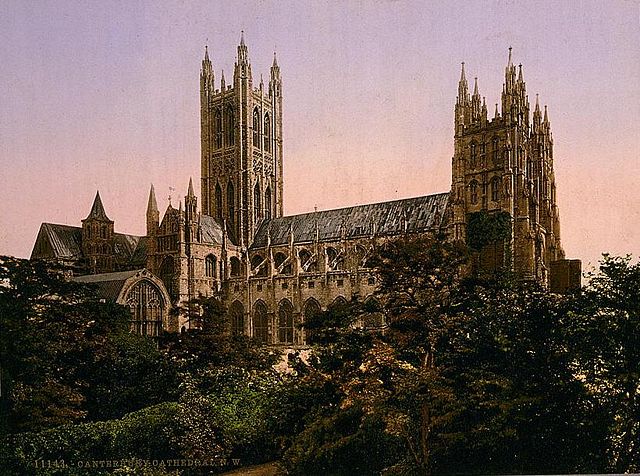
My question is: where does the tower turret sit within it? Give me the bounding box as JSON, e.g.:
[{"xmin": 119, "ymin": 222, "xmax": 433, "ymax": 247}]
[{"xmin": 81, "ymin": 191, "xmax": 115, "ymax": 274}]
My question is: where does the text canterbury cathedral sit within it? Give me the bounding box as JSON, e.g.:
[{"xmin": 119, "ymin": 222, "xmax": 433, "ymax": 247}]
[{"xmin": 31, "ymin": 36, "xmax": 581, "ymax": 341}]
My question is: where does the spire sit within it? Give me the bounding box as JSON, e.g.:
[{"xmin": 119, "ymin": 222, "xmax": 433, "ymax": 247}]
[
  {"xmin": 187, "ymin": 177, "xmax": 195, "ymax": 198},
  {"xmin": 507, "ymin": 46, "xmax": 513, "ymax": 68},
  {"xmin": 473, "ymin": 77, "xmax": 479, "ymax": 95},
  {"xmin": 272, "ymin": 51, "xmax": 278, "ymax": 68},
  {"xmin": 240, "ymin": 30, "xmax": 245, "ymax": 46},
  {"xmin": 204, "ymin": 44, "xmax": 209, "ymax": 62},
  {"xmin": 518, "ymin": 64, "xmax": 523, "ymax": 82},
  {"xmin": 494, "ymin": 103, "xmax": 499, "ymax": 119},
  {"xmin": 147, "ymin": 184, "xmax": 158, "ymax": 214},
  {"xmin": 457, "ymin": 62, "xmax": 469, "ymax": 105},
  {"xmin": 543, "ymin": 105, "xmax": 549, "ymax": 124},
  {"xmin": 535, "ymin": 93, "xmax": 540, "ymax": 112},
  {"xmin": 220, "ymin": 69, "xmax": 225, "ymax": 90},
  {"xmin": 237, "ymin": 30, "xmax": 249, "ymax": 64},
  {"xmin": 86, "ymin": 191, "xmax": 110, "ymax": 221}
]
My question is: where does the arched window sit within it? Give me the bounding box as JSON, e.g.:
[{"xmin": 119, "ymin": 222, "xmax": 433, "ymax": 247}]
[
  {"xmin": 299, "ymin": 249, "xmax": 316, "ymax": 272},
  {"xmin": 229, "ymin": 300, "xmax": 245, "ymax": 336},
  {"xmin": 329, "ymin": 296, "xmax": 348, "ymax": 311},
  {"xmin": 214, "ymin": 108, "xmax": 222, "ymax": 149},
  {"xmin": 303, "ymin": 298, "xmax": 321, "ymax": 344},
  {"xmin": 278, "ymin": 299, "xmax": 294, "ymax": 344},
  {"xmin": 230, "ymin": 256, "xmax": 242, "ymax": 277},
  {"xmin": 326, "ymin": 247, "xmax": 343, "ymax": 271},
  {"xmin": 253, "ymin": 301, "xmax": 268, "ymax": 344},
  {"xmin": 264, "ymin": 113, "xmax": 271, "ymax": 152},
  {"xmin": 215, "ymin": 183, "xmax": 223, "ymax": 220},
  {"xmin": 265, "ymin": 187, "xmax": 272, "ymax": 220},
  {"xmin": 126, "ymin": 280, "xmax": 165, "ymax": 337},
  {"xmin": 227, "ymin": 181, "xmax": 235, "ymax": 225},
  {"xmin": 254, "ymin": 183, "xmax": 262, "ymax": 223},
  {"xmin": 491, "ymin": 177, "xmax": 501, "ymax": 202},
  {"xmin": 205, "ymin": 254, "xmax": 217, "ymax": 278},
  {"xmin": 252, "ymin": 107, "xmax": 260, "ymax": 147},
  {"xmin": 274, "ymin": 252, "xmax": 291, "ymax": 275},
  {"xmin": 225, "ymin": 106, "xmax": 235, "ymax": 146},
  {"xmin": 493, "ymin": 137, "xmax": 499, "ymax": 162},
  {"xmin": 470, "ymin": 143, "xmax": 477, "ymax": 168},
  {"xmin": 251, "ymin": 254, "xmax": 267, "ymax": 277},
  {"xmin": 469, "ymin": 180, "xmax": 479, "ymax": 205},
  {"xmin": 159, "ymin": 256, "xmax": 176, "ymax": 301}
]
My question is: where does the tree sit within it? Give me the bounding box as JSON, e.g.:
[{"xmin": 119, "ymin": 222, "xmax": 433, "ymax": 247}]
[{"xmin": 571, "ymin": 254, "xmax": 640, "ymax": 472}]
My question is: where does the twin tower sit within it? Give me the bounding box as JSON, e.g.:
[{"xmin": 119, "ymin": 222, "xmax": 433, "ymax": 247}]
[{"xmin": 199, "ymin": 32, "xmax": 283, "ymax": 248}]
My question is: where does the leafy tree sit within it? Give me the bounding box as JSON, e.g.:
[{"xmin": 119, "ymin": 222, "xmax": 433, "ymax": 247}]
[{"xmin": 571, "ymin": 254, "xmax": 640, "ymax": 472}]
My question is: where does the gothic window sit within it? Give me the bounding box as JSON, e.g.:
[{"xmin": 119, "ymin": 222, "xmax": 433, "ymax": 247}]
[
  {"xmin": 159, "ymin": 256, "xmax": 176, "ymax": 301},
  {"xmin": 252, "ymin": 107, "xmax": 260, "ymax": 147},
  {"xmin": 278, "ymin": 299, "xmax": 294, "ymax": 344},
  {"xmin": 205, "ymin": 254, "xmax": 217, "ymax": 278},
  {"xmin": 470, "ymin": 143, "xmax": 477, "ymax": 168},
  {"xmin": 493, "ymin": 137, "xmax": 499, "ymax": 162},
  {"xmin": 329, "ymin": 296, "xmax": 348, "ymax": 311},
  {"xmin": 214, "ymin": 108, "xmax": 222, "ymax": 149},
  {"xmin": 326, "ymin": 247, "xmax": 343, "ymax": 271},
  {"xmin": 254, "ymin": 183, "xmax": 262, "ymax": 223},
  {"xmin": 491, "ymin": 177, "xmax": 501, "ymax": 202},
  {"xmin": 229, "ymin": 300, "xmax": 245, "ymax": 336},
  {"xmin": 127, "ymin": 280, "xmax": 164, "ymax": 337},
  {"xmin": 264, "ymin": 113, "xmax": 271, "ymax": 153},
  {"xmin": 253, "ymin": 301, "xmax": 269, "ymax": 344},
  {"xmin": 251, "ymin": 254, "xmax": 267, "ymax": 277},
  {"xmin": 274, "ymin": 252, "xmax": 291, "ymax": 275},
  {"xmin": 230, "ymin": 256, "xmax": 242, "ymax": 277},
  {"xmin": 265, "ymin": 187, "xmax": 272, "ymax": 220},
  {"xmin": 225, "ymin": 106, "xmax": 235, "ymax": 146},
  {"xmin": 303, "ymin": 298, "xmax": 321, "ymax": 344},
  {"xmin": 469, "ymin": 180, "xmax": 479, "ymax": 205},
  {"xmin": 215, "ymin": 183, "xmax": 223, "ymax": 220},
  {"xmin": 299, "ymin": 249, "xmax": 316, "ymax": 272},
  {"xmin": 227, "ymin": 181, "xmax": 235, "ymax": 224}
]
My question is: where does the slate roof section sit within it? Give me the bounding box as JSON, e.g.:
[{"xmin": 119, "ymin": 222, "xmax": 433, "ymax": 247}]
[
  {"xmin": 85, "ymin": 191, "xmax": 111, "ymax": 221},
  {"xmin": 251, "ymin": 192, "xmax": 450, "ymax": 248},
  {"xmin": 74, "ymin": 269, "xmax": 142, "ymax": 301},
  {"xmin": 30, "ymin": 223, "xmax": 147, "ymax": 266},
  {"xmin": 200, "ymin": 214, "xmax": 224, "ymax": 244}
]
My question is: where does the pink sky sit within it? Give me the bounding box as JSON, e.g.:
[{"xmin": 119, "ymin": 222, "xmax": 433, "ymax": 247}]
[{"xmin": 0, "ymin": 0, "xmax": 638, "ymax": 270}]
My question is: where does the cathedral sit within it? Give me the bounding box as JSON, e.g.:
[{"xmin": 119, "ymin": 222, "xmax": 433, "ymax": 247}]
[{"xmin": 31, "ymin": 36, "xmax": 581, "ymax": 343}]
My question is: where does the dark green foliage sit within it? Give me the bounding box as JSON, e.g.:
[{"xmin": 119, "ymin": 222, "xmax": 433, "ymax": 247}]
[
  {"xmin": 466, "ymin": 210, "xmax": 511, "ymax": 251},
  {"xmin": 282, "ymin": 406, "xmax": 402, "ymax": 476},
  {"xmin": 0, "ymin": 402, "xmax": 179, "ymax": 475}
]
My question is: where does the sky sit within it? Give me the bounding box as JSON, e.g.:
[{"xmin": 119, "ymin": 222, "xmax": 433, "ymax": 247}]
[{"xmin": 0, "ymin": 0, "xmax": 638, "ymax": 270}]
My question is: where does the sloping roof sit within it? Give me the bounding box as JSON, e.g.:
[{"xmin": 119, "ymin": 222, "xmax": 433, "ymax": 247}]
[
  {"xmin": 85, "ymin": 191, "xmax": 111, "ymax": 221},
  {"xmin": 74, "ymin": 269, "xmax": 141, "ymax": 301},
  {"xmin": 200, "ymin": 214, "xmax": 224, "ymax": 244},
  {"xmin": 251, "ymin": 192, "xmax": 450, "ymax": 248},
  {"xmin": 30, "ymin": 223, "xmax": 147, "ymax": 266}
]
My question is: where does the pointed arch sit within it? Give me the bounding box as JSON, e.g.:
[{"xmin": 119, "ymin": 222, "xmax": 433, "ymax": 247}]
[
  {"xmin": 252, "ymin": 107, "xmax": 260, "ymax": 147},
  {"xmin": 329, "ymin": 296, "xmax": 348, "ymax": 310},
  {"xmin": 225, "ymin": 106, "xmax": 235, "ymax": 146},
  {"xmin": 230, "ymin": 256, "xmax": 242, "ymax": 277},
  {"xmin": 229, "ymin": 300, "xmax": 245, "ymax": 336},
  {"xmin": 469, "ymin": 179, "xmax": 479, "ymax": 205},
  {"xmin": 214, "ymin": 108, "xmax": 222, "ymax": 149},
  {"xmin": 251, "ymin": 254, "xmax": 268, "ymax": 277},
  {"xmin": 264, "ymin": 113, "xmax": 271, "ymax": 152},
  {"xmin": 326, "ymin": 247, "xmax": 343, "ymax": 271},
  {"xmin": 303, "ymin": 298, "xmax": 322, "ymax": 344},
  {"xmin": 491, "ymin": 176, "xmax": 501, "ymax": 202},
  {"xmin": 298, "ymin": 248, "xmax": 317, "ymax": 272},
  {"xmin": 227, "ymin": 180, "xmax": 235, "ymax": 225},
  {"xmin": 215, "ymin": 183, "xmax": 223, "ymax": 220},
  {"xmin": 265, "ymin": 186, "xmax": 272, "ymax": 220},
  {"xmin": 205, "ymin": 254, "xmax": 217, "ymax": 278},
  {"xmin": 126, "ymin": 279, "xmax": 166, "ymax": 337},
  {"xmin": 274, "ymin": 251, "xmax": 291, "ymax": 275},
  {"xmin": 278, "ymin": 299, "xmax": 294, "ymax": 344},
  {"xmin": 252, "ymin": 300, "xmax": 269, "ymax": 344},
  {"xmin": 254, "ymin": 182, "xmax": 262, "ymax": 223}
]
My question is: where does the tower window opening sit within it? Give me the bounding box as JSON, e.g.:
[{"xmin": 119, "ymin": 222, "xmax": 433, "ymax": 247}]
[
  {"xmin": 214, "ymin": 108, "xmax": 222, "ymax": 149},
  {"xmin": 264, "ymin": 113, "xmax": 271, "ymax": 152},
  {"xmin": 252, "ymin": 108, "xmax": 260, "ymax": 147}
]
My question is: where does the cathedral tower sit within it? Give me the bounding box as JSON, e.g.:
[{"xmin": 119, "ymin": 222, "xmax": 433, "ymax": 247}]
[
  {"xmin": 449, "ymin": 48, "xmax": 564, "ymax": 283},
  {"xmin": 200, "ymin": 33, "xmax": 283, "ymax": 248},
  {"xmin": 81, "ymin": 191, "xmax": 115, "ymax": 274}
]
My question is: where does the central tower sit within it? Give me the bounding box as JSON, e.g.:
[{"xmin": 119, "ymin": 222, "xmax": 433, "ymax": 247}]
[{"xmin": 200, "ymin": 33, "xmax": 283, "ymax": 247}]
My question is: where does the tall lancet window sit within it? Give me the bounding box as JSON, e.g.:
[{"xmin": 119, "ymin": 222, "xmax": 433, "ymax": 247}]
[
  {"xmin": 226, "ymin": 106, "xmax": 235, "ymax": 146},
  {"xmin": 265, "ymin": 187, "xmax": 272, "ymax": 220},
  {"xmin": 254, "ymin": 183, "xmax": 262, "ymax": 222},
  {"xmin": 215, "ymin": 183, "xmax": 223, "ymax": 220},
  {"xmin": 264, "ymin": 113, "xmax": 271, "ymax": 153},
  {"xmin": 214, "ymin": 108, "xmax": 222, "ymax": 149},
  {"xmin": 227, "ymin": 181, "xmax": 235, "ymax": 225},
  {"xmin": 252, "ymin": 108, "xmax": 260, "ymax": 147}
]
